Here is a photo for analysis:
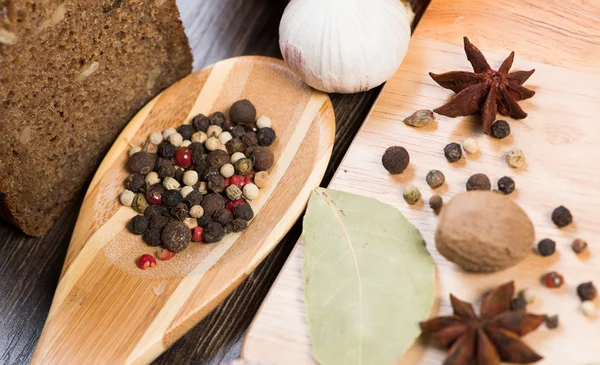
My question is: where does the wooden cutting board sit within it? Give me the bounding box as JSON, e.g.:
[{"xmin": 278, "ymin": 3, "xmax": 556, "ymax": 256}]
[
  {"xmin": 30, "ymin": 56, "xmax": 335, "ymax": 364},
  {"xmin": 242, "ymin": 1, "xmax": 600, "ymax": 364}
]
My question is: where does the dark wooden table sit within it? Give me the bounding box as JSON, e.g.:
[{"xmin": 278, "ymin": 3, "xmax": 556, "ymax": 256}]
[{"xmin": 0, "ymin": 1, "xmax": 427, "ymax": 364}]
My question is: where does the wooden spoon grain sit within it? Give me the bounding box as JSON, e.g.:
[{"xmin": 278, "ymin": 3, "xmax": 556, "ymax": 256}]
[{"xmin": 30, "ymin": 56, "xmax": 335, "ymax": 365}]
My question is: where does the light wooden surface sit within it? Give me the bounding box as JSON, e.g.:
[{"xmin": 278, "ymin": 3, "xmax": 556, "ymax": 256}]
[
  {"xmin": 29, "ymin": 56, "xmax": 335, "ymax": 365},
  {"xmin": 242, "ymin": 0, "xmax": 600, "ymax": 364}
]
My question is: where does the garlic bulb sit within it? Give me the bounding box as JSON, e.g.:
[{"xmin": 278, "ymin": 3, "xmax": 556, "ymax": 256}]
[{"xmin": 279, "ymin": 0, "xmax": 411, "ymax": 93}]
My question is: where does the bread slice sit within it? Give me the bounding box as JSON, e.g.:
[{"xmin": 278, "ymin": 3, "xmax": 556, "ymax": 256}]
[{"xmin": 0, "ymin": 0, "xmax": 192, "ymax": 236}]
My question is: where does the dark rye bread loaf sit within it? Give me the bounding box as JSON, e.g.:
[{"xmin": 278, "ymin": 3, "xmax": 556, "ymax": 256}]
[{"xmin": 0, "ymin": 0, "xmax": 192, "ymax": 236}]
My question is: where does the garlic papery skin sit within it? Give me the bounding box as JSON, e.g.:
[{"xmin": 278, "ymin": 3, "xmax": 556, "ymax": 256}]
[{"xmin": 279, "ymin": 0, "xmax": 411, "ymax": 94}]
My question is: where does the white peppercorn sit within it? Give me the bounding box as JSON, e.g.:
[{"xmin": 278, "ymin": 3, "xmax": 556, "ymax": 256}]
[
  {"xmin": 184, "ymin": 217, "xmax": 198, "ymax": 229},
  {"xmin": 145, "ymin": 171, "xmax": 160, "ymax": 186},
  {"xmin": 133, "ymin": 193, "xmax": 149, "ymax": 213},
  {"xmin": 462, "ymin": 138, "xmax": 479, "ymax": 154},
  {"xmin": 180, "ymin": 185, "xmax": 194, "ymax": 199},
  {"xmin": 162, "ymin": 176, "xmax": 181, "ymax": 190},
  {"xmin": 219, "ymin": 131, "xmax": 233, "ymax": 145},
  {"xmin": 521, "ymin": 289, "xmax": 536, "ymax": 304},
  {"xmin": 183, "ymin": 170, "xmax": 199, "ymax": 186},
  {"xmin": 129, "ymin": 145, "xmax": 142, "ymax": 157},
  {"xmin": 189, "ymin": 205, "xmax": 204, "ymax": 218},
  {"xmin": 403, "ymin": 185, "xmax": 421, "ymax": 205},
  {"xmin": 220, "ymin": 163, "xmax": 235, "ymax": 178},
  {"xmin": 581, "ymin": 301, "xmax": 597, "ymax": 317},
  {"xmin": 256, "ymin": 116, "xmax": 272, "ymax": 129},
  {"xmin": 205, "ymin": 137, "xmax": 222, "ymax": 151},
  {"xmin": 254, "ymin": 171, "xmax": 269, "ymax": 189},
  {"xmin": 162, "ymin": 127, "xmax": 177, "ymax": 139},
  {"xmin": 149, "ymin": 131, "xmax": 163, "ymax": 145},
  {"xmin": 120, "ymin": 190, "xmax": 135, "ymax": 207},
  {"xmin": 243, "ymin": 183, "xmax": 260, "ymax": 200},
  {"xmin": 207, "ymin": 125, "xmax": 222, "ymax": 138},
  {"xmin": 168, "ymin": 132, "xmax": 183, "ymax": 147},
  {"xmin": 181, "ymin": 140, "xmax": 192, "ymax": 147},
  {"xmin": 231, "ymin": 152, "xmax": 245, "ymax": 164},
  {"xmin": 191, "ymin": 131, "xmax": 207, "ymax": 143},
  {"xmin": 506, "ymin": 148, "xmax": 526, "ymax": 168},
  {"xmin": 198, "ymin": 181, "xmax": 208, "ymax": 194}
]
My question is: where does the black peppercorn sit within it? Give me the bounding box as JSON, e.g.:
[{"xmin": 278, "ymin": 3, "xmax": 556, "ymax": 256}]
[
  {"xmin": 233, "ymin": 202, "xmax": 254, "ymax": 221},
  {"xmin": 491, "ymin": 120, "xmax": 511, "ymax": 139},
  {"xmin": 381, "ymin": 146, "xmax": 410, "ymax": 174},
  {"xmin": 537, "ymin": 238, "xmax": 556, "ymax": 256},
  {"xmin": 577, "ymin": 282, "xmax": 597, "ymax": 301},
  {"xmin": 127, "ymin": 173, "xmax": 146, "ymax": 193},
  {"xmin": 251, "ymin": 147, "xmax": 275, "ymax": 171},
  {"xmin": 209, "ymin": 111, "xmax": 227, "ymax": 127},
  {"xmin": 466, "ymin": 173, "xmax": 491, "ymax": 191},
  {"xmin": 203, "ymin": 167, "xmax": 220, "ymax": 180},
  {"xmin": 171, "ymin": 203, "xmax": 189, "ymax": 221},
  {"xmin": 232, "ymin": 218, "xmax": 248, "ymax": 232},
  {"xmin": 230, "ymin": 125, "xmax": 246, "ymax": 139},
  {"xmin": 203, "ymin": 222, "xmax": 225, "ymax": 243},
  {"xmin": 223, "ymin": 223, "xmax": 233, "ymax": 234},
  {"xmin": 426, "ymin": 170, "xmax": 445, "ymax": 189},
  {"xmin": 192, "ymin": 113, "xmax": 210, "ymax": 132},
  {"xmin": 207, "ymin": 174, "xmax": 226, "ymax": 193},
  {"xmin": 226, "ymin": 138, "xmax": 245, "ymax": 155},
  {"xmin": 197, "ymin": 214, "xmax": 214, "ymax": 228},
  {"xmin": 497, "ymin": 176, "xmax": 515, "ymax": 195},
  {"xmin": 128, "ymin": 215, "xmax": 149, "ymax": 235},
  {"xmin": 229, "ymin": 99, "xmax": 256, "ymax": 124},
  {"xmin": 144, "ymin": 204, "xmax": 166, "ymax": 218},
  {"xmin": 143, "ymin": 228, "xmax": 163, "ymax": 247},
  {"xmin": 223, "ymin": 120, "xmax": 233, "ymax": 131},
  {"xmin": 572, "ymin": 238, "xmax": 588, "ymax": 254},
  {"xmin": 201, "ymin": 193, "xmax": 226, "ymax": 216},
  {"xmin": 155, "ymin": 157, "xmax": 173, "ymax": 172},
  {"xmin": 443, "ymin": 143, "xmax": 462, "ymax": 163},
  {"xmin": 235, "ymin": 158, "xmax": 253, "ymax": 175},
  {"xmin": 242, "ymin": 132, "xmax": 259, "ymax": 148},
  {"xmin": 257, "ymin": 127, "xmax": 276, "ymax": 146},
  {"xmin": 207, "ymin": 150, "xmax": 230, "ymax": 169},
  {"xmin": 243, "ymin": 123, "xmax": 258, "ymax": 133},
  {"xmin": 552, "ymin": 205, "xmax": 573, "ymax": 228},
  {"xmin": 158, "ymin": 141, "xmax": 177, "ymax": 158},
  {"xmin": 545, "ymin": 315, "xmax": 559, "ymax": 329},
  {"xmin": 161, "ymin": 220, "xmax": 191, "ymax": 253},
  {"xmin": 510, "ymin": 296, "xmax": 527, "ymax": 311},
  {"xmin": 177, "ymin": 124, "xmax": 195, "ymax": 140},
  {"xmin": 185, "ymin": 190, "xmax": 203, "ymax": 206},
  {"xmin": 127, "ymin": 151, "xmax": 156, "ymax": 174},
  {"xmin": 214, "ymin": 209, "xmax": 233, "ymax": 226},
  {"xmin": 149, "ymin": 214, "xmax": 169, "ymax": 230},
  {"xmin": 162, "ymin": 189, "xmax": 183, "ymax": 208},
  {"xmin": 174, "ymin": 167, "xmax": 185, "ymax": 184},
  {"xmin": 158, "ymin": 164, "xmax": 176, "ymax": 179}
]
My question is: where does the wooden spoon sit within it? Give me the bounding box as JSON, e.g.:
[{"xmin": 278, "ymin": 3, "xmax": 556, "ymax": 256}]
[{"xmin": 31, "ymin": 56, "xmax": 335, "ymax": 365}]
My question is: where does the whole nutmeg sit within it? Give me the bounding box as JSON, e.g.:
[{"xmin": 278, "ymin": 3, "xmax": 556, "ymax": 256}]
[
  {"xmin": 201, "ymin": 193, "xmax": 226, "ymax": 216},
  {"xmin": 229, "ymin": 99, "xmax": 257, "ymax": 124},
  {"xmin": 435, "ymin": 191, "xmax": 534, "ymax": 272},
  {"xmin": 251, "ymin": 147, "xmax": 275, "ymax": 171},
  {"xmin": 127, "ymin": 151, "xmax": 156, "ymax": 174},
  {"xmin": 235, "ymin": 158, "xmax": 254, "ymax": 175},
  {"xmin": 208, "ymin": 150, "xmax": 230, "ymax": 169},
  {"xmin": 257, "ymin": 127, "xmax": 276, "ymax": 146},
  {"xmin": 161, "ymin": 221, "xmax": 191, "ymax": 253},
  {"xmin": 381, "ymin": 146, "xmax": 409, "ymax": 174}
]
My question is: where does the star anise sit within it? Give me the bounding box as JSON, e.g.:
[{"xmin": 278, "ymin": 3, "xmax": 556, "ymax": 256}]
[
  {"xmin": 430, "ymin": 37, "xmax": 536, "ymax": 134},
  {"xmin": 419, "ymin": 281, "xmax": 547, "ymax": 365}
]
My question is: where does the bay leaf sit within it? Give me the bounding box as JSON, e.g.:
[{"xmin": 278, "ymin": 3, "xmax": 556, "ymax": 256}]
[{"xmin": 303, "ymin": 188, "xmax": 435, "ymax": 365}]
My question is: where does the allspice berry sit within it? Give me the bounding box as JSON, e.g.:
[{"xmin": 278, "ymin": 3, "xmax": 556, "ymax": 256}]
[
  {"xmin": 251, "ymin": 147, "xmax": 275, "ymax": 171},
  {"xmin": 381, "ymin": 146, "xmax": 409, "ymax": 174},
  {"xmin": 429, "ymin": 195, "xmax": 443, "ymax": 214},
  {"xmin": 127, "ymin": 151, "xmax": 156, "ymax": 174},
  {"xmin": 161, "ymin": 221, "xmax": 191, "ymax": 253},
  {"xmin": 201, "ymin": 193, "xmax": 226, "ymax": 216},
  {"xmin": 229, "ymin": 99, "xmax": 257, "ymax": 124},
  {"xmin": 552, "ymin": 205, "xmax": 573, "ymax": 228},
  {"xmin": 207, "ymin": 150, "xmax": 230, "ymax": 169},
  {"xmin": 257, "ymin": 127, "xmax": 276, "ymax": 146},
  {"xmin": 203, "ymin": 222, "xmax": 225, "ymax": 243},
  {"xmin": 466, "ymin": 173, "xmax": 491, "ymax": 191},
  {"xmin": 572, "ymin": 238, "xmax": 588, "ymax": 254},
  {"xmin": 403, "ymin": 185, "xmax": 421, "ymax": 205},
  {"xmin": 426, "ymin": 170, "xmax": 445, "ymax": 189},
  {"xmin": 443, "ymin": 143, "xmax": 462, "ymax": 163}
]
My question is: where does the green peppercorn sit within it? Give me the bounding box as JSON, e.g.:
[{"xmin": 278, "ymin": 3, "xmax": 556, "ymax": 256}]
[
  {"xmin": 235, "ymin": 158, "xmax": 254, "ymax": 175},
  {"xmin": 226, "ymin": 138, "xmax": 244, "ymax": 155},
  {"xmin": 403, "ymin": 185, "xmax": 421, "ymax": 205},
  {"xmin": 133, "ymin": 193, "xmax": 149, "ymax": 213}
]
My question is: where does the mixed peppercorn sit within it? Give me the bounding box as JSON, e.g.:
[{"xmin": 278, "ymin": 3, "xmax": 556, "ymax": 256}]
[{"xmin": 120, "ymin": 99, "xmax": 276, "ymax": 269}]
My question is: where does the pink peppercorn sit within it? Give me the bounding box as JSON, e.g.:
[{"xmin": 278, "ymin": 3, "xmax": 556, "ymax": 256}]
[
  {"xmin": 226, "ymin": 199, "xmax": 244, "ymax": 211},
  {"xmin": 175, "ymin": 147, "xmax": 192, "ymax": 168},
  {"xmin": 137, "ymin": 254, "xmax": 157, "ymax": 270},
  {"xmin": 192, "ymin": 227, "xmax": 204, "ymax": 242},
  {"xmin": 230, "ymin": 175, "xmax": 246, "ymax": 188}
]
